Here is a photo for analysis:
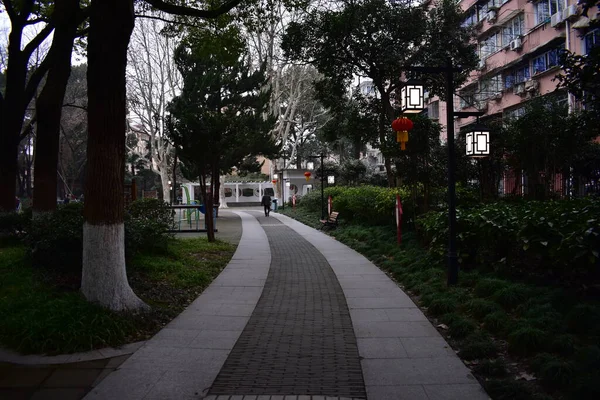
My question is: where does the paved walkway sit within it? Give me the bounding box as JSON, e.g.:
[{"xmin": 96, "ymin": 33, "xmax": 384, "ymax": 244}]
[{"xmin": 83, "ymin": 210, "xmax": 489, "ymax": 400}]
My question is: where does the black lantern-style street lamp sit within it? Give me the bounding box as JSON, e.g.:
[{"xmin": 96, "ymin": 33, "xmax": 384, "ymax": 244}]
[
  {"xmin": 400, "ymin": 79, "xmax": 426, "ymax": 114},
  {"xmin": 399, "ymin": 60, "xmax": 488, "ymax": 286},
  {"xmin": 465, "ymin": 125, "xmax": 490, "ymax": 158}
]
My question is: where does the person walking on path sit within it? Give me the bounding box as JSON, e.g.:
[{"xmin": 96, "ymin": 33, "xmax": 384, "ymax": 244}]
[{"xmin": 261, "ymin": 193, "xmax": 272, "ymax": 217}]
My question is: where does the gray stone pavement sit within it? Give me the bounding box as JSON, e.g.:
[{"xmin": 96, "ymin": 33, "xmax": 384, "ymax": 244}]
[
  {"xmin": 209, "ymin": 216, "xmax": 364, "ymax": 398},
  {"xmin": 84, "ymin": 209, "xmax": 489, "ymax": 400}
]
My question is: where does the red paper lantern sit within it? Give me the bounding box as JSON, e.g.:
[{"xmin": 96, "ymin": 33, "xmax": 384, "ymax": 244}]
[
  {"xmin": 272, "ymin": 179, "xmax": 277, "ymax": 184},
  {"xmin": 391, "ymin": 117, "xmax": 414, "ymax": 150},
  {"xmin": 304, "ymin": 171, "xmax": 312, "ymax": 182}
]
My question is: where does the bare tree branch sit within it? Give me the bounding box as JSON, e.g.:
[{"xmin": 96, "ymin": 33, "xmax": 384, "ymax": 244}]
[
  {"xmin": 135, "ymin": 13, "xmax": 198, "ymax": 28},
  {"xmin": 23, "ymin": 23, "xmax": 54, "ymax": 59},
  {"xmin": 143, "ymin": 0, "xmax": 241, "ymax": 18}
]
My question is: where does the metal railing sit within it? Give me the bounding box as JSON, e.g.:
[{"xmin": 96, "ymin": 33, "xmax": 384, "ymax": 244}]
[{"xmin": 168, "ymin": 205, "xmax": 218, "ymax": 233}]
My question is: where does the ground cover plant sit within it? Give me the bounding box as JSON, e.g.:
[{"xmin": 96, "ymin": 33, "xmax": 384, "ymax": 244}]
[
  {"xmin": 0, "ymin": 200, "xmax": 235, "ymax": 355},
  {"xmin": 280, "ymin": 194, "xmax": 600, "ymax": 400}
]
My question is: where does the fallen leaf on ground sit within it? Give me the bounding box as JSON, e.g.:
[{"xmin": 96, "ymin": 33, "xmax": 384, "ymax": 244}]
[{"xmin": 516, "ymin": 372, "xmax": 536, "ymax": 381}]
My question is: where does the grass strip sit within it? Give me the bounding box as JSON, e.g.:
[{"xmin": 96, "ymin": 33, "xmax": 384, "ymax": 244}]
[{"xmin": 0, "ymin": 236, "xmax": 235, "ymax": 355}]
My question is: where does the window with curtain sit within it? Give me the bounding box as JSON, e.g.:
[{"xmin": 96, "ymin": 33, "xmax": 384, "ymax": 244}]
[
  {"xmin": 462, "ymin": 7, "xmax": 479, "ymax": 27},
  {"xmin": 584, "ymin": 29, "xmax": 600, "ymax": 55},
  {"xmin": 480, "ymin": 33, "xmax": 501, "ymax": 59},
  {"xmin": 502, "ymin": 14, "xmax": 524, "ymax": 44},
  {"xmin": 481, "ymin": 75, "xmax": 503, "ymax": 96},
  {"xmin": 532, "ymin": 45, "xmax": 564, "ymax": 74},
  {"xmin": 535, "ymin": 0, "xmax": 564, "ymax": 25},
  {"xmin": 504, "ymin": 65, "xmax": 530, "ymax": 88}
]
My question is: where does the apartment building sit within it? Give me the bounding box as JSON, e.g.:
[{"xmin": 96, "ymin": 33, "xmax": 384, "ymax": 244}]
[
  {"xmin": 426, "ymin": 0, "xmax": 598, "ymax": 195},
  {"xmin": 429, "ymin": 0, "xmax": 598, "ymax": 134}
]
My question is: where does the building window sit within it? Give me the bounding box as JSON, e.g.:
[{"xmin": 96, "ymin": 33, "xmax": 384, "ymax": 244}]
[
  {"xmin": 504, "ymin": 106, "xmax": 526, "ymax": 120},
  {"xmin": 502, "ymin": 14, "xmax": 524, "ymax": 45},
  {"xmin": 481, "ymin": 74, "xmax": 503, "ymax": 96},
  {"xmin": 480, "ymin": 33, "xmax": 501, "ymax": 59},
  {"xmin": 535, "ymin": 0, "xmax": 563, "ymax": 25},
  {"xmin": 532, "ymin": 45, "xmax": 564, "ymax": 75},
  {"xmin": 462, "ymin": 7, "xmax": 479, "ymax": 27},
  {"xmin": 584, "ymin": 29, "xmax": 600, "ymax": 55},
  {"xmin": 504, "ymin": 65, "xmax": 530, "ymax": 88},
  {"xmin": 428, "ymin": 101, "xmax": 440, "ymax": 119},
  {"xmin": 460, "ymin": 90, "xmax": 476, "ymax": 108}
]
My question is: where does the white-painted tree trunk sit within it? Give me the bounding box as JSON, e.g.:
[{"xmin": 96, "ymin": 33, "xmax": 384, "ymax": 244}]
[
  {"xmin": 159, "ymin": 166, "xmax": 170, "ymax": 202},
  {"xmin": 81, "ymin": 223, "xmax": 148, "ymax": 311},
  {"xmin": 219, "ymin": 175, "xmax": 228, "ymax": 208}
]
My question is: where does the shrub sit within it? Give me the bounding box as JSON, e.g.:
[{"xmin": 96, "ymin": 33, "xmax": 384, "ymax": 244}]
[
  {"xmin": 416, "ymin": 198, "xmax": 600, "ymax": 283},
  {"xmin": 493, "ymin": 284, "xmax": 530, "ymax": 310},
  {"xmin": 550, "ymin": 334, "xmax": 576, "ymax": 355},
  {"xmin": 484, "ymin": 379, "xmax": 534, "ymax": 400},
  {"xmin": 307, "ymin": 185, "xmax": 414, "ymax": 226},
  {"xmin": 0, "ymin": 209, "xmax": 31, "ymax": 237},
  {"xmin": 566, "ymin": 303, "xmax": 600, "ymax": 334},
  {"xmin": 427, "ymin": 295, "xmax": 458, "ymax": 316},
  {"xmin": 448, "ymin": 316, "xmax": 477, "ymax": 339},
  {"xmin": 125, "ymin": 198, "xmax": 175, "ymax": 256},
  {"xmin": 467, "ymin": 298, "xmax": 502, "ymax": 320},
  {"xmin": 538, "ymin": 358, "xmax": 575, "ymax": 389},
  {"xmin": 24, "ymin": 199, "xmax": 174, "ymax": 277},
  {"xmin": 483, "ymin": 311, "xmax": 510, "ymax": 334},
  {"xmin": 508, "ymin": 326, "xmax": 547, "ymax": 355},
  {"xmin": 459, "ymin": 333, "xmax": 498, "ymax": 360},
  {"xmin": 474, "ymin": 278, "xmax": 509, "ymax": 298},
  {"xmin": 27, "ymin": 203, "xmax": 85, "ymax": 276}
]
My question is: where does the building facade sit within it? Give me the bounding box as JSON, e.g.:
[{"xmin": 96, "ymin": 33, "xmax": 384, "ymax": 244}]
[
  {"xmin": 426, "ymin": 0, "xmax": 598, "ymax": 195},
  {"xmin": 431, "ymin": 0, "xmax": 598, "ymax": 134}
]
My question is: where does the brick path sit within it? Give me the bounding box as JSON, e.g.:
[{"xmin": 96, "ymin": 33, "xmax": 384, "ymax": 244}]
[{"xmin": 209, "ymin": 216, "xmax": 366, "ymax": 399}]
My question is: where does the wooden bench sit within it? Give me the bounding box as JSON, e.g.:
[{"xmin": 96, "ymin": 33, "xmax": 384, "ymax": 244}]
[{"xmin": 319, "ymin": 211, "xmax": 340, "ymax": 230}]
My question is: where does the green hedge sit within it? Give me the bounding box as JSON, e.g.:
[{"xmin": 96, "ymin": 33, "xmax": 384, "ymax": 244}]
[
  {"xmin": 298, "ymin": 185, "xmax": 413, "ymax": 226},
  {"xmin": 24, "ymin": 199, "xmax": 174, "ymax": 279},
  {"xmin": 417, "ymin": 198, "xmax": 600, "ymax": 281}
]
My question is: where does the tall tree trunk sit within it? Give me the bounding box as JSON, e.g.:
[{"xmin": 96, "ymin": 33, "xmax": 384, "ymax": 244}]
[
  {"xmin": 82, "ymin": 0, "xmax": 146, "ymax": 311},
  {"xmin": 218, "ymin": 175, "xmax": 228, "ymax": 209},
  {"xmin": 33, "ymin": 0, "xmax": 81, "ymax": 215},
  {"xmin": 0, "ymin": 8, "xmax": 54, "ymax": 211},
  {"xmin": 0, "ymin": 47, "xmax": 27, "ymax": 211}
]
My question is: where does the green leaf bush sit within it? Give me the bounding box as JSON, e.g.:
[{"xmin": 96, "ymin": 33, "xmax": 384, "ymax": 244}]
[
  {"xmin": 300, "ymin": 185, "xmax": 413, "ymax": 226},
  {"xmin": 124, "ymin": 198, "xmax": 175, "ymax": 256},
  {"xmin": 25, "ymin": 199, "xmax": 174, "ymax": 280},
  {"xmin": 417, "ymin": 198, "xmax": 600, "ymax": 282}
]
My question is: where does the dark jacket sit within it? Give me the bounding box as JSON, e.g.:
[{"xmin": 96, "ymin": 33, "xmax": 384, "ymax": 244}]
[{"xmin": 261, "ymin": 195, "xmax": 272, "ymax": 206}]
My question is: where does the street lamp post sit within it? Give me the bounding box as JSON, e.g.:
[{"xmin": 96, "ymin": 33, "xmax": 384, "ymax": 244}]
[
  {"xmin": 401, "ymin": 59, "xmax": 487, "ymax": 286},
  {"xmin": 308, "ymin": 153, "xmax": 326, "ymax": 220}
]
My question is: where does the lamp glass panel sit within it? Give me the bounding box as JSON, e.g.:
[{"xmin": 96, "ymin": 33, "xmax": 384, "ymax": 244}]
[
  {"xmin": 285, "ymin": 181, "xmax": 291, "ymax": 187},
  {"xmin": 401, "ymin": 83, "xmax": 424, "ymax": 113},
  {"xmin": 465, "ymin": 132, "xmax": 474, "ymax": 156},
  {"xmin": 327, "ymin": 175, "xmax": 335, "ymax": 184},
  {"xmin": 409, "ymin": 87, "xmax": 423, "ymax": 107},
  {"xmin": 307, "ymin": 161, "xmax": 314, "ymax": 170},
  {"xmin": 273, "ymin": 173, "xmax": 278, "ymax": 179},
  {"xmin": 475, "ymin": 131, "xmax": 490, "ymax": 155}
]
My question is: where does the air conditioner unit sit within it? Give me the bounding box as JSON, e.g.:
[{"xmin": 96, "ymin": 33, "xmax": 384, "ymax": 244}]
[
  {"xmin": 487, "ymin": 10, "xmax": 497, "ymax": 22},
  {"xmin": 562, "ymin": 4, "xmax": 579, "ymax": 21},
  {"xmin": 513, "ymin": 83, "xmax": 525, "ymax": 95},
  {"xmin": 509, "ymin": 37, "xmax": 523, "ymax": 51},
  {"xmin": 477, "ymin": 60, "xmax": 486, "ymax": 70},
  {"xmin": 551, "ymin": 12, "xmax": 564, "ymax": 28},
  {"xmin": 525, "ymin": 79, "xmax": 539, "ymax": 91}
]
